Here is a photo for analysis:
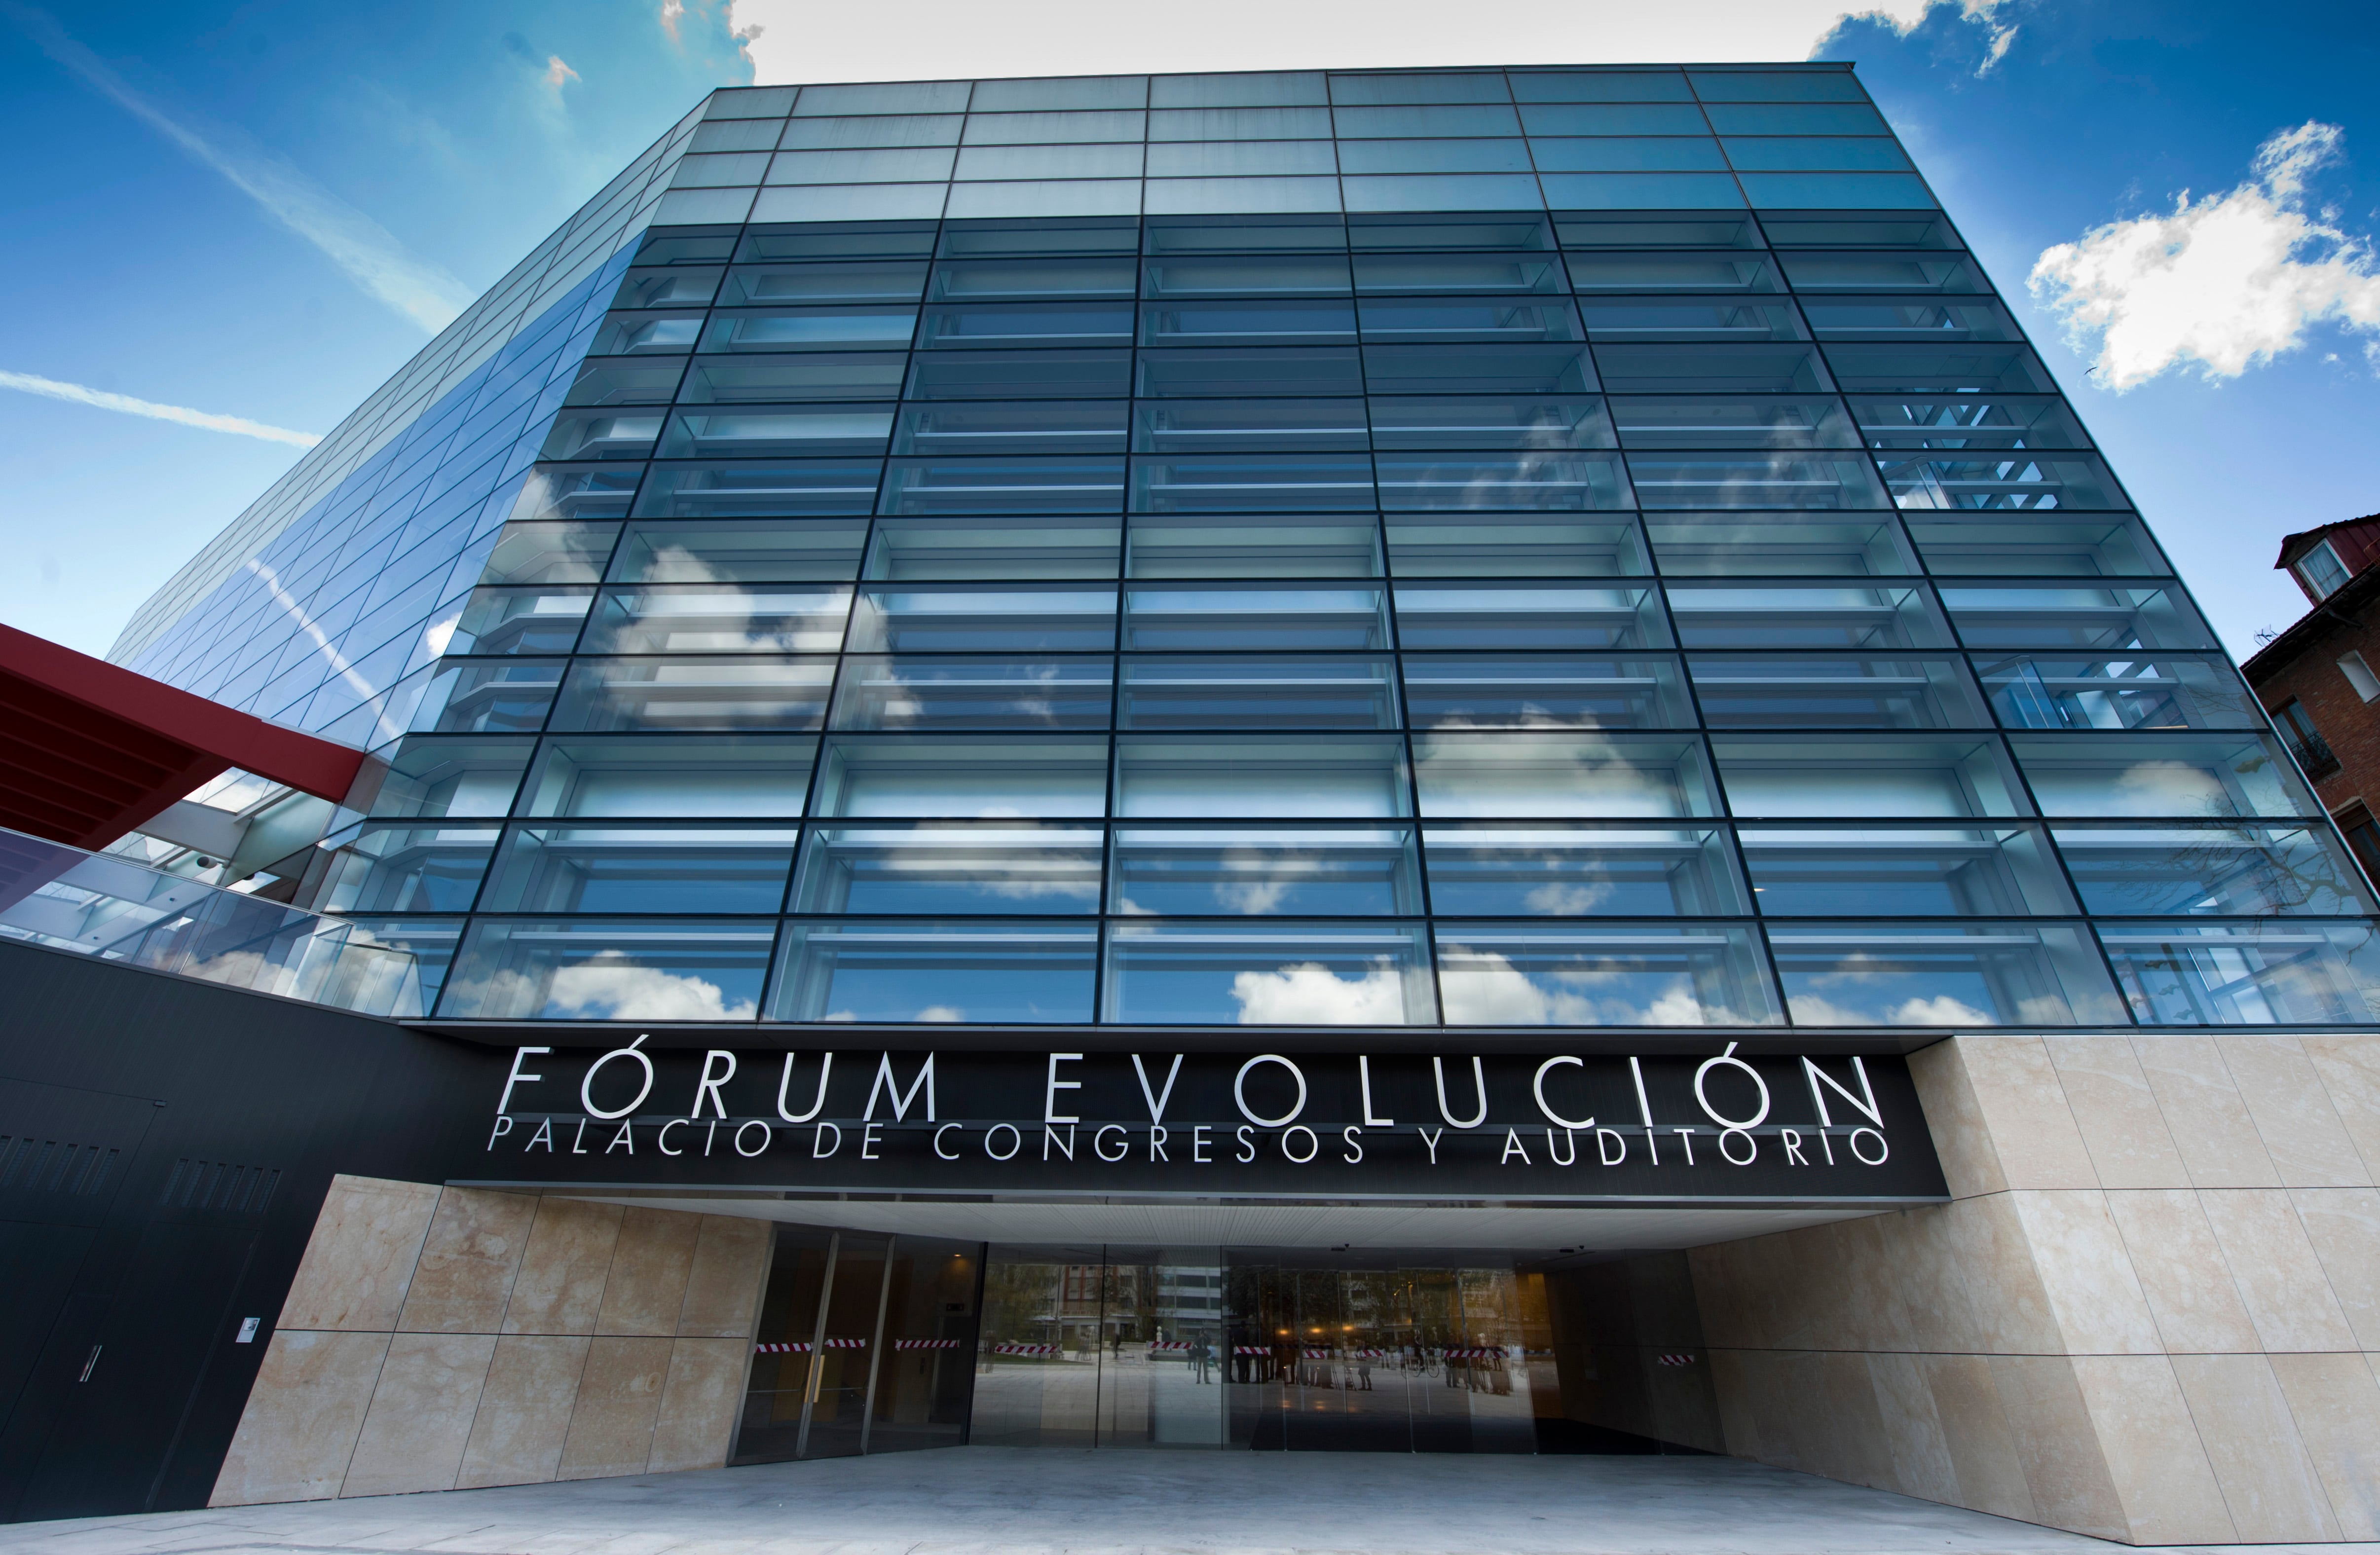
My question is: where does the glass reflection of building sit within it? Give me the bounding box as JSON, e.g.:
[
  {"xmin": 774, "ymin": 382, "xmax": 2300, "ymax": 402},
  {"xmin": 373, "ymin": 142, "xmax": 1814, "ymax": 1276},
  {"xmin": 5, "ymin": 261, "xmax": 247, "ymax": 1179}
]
[{"xmin": 114, "ymin": 64, "xmax": 2380, "ymax": 1035}]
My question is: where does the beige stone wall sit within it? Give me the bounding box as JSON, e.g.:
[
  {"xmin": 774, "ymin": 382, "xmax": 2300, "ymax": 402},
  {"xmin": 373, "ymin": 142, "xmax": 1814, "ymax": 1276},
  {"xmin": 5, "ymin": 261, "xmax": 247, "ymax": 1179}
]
[
  {"xmin": 211, "ymin": 1178, "xmax": 771, "ymax": 1506},
  {"xmin": 1692, "ymin": 1033, "xmax": 2380, "ymax": 1545}
]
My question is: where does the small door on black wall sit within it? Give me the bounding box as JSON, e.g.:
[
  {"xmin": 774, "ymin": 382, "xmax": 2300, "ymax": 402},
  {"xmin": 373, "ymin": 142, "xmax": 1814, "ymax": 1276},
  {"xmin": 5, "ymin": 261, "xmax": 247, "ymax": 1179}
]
[{"xmin": 0, "ymin": 1078, "xmax": 157, "ymax": 1522}]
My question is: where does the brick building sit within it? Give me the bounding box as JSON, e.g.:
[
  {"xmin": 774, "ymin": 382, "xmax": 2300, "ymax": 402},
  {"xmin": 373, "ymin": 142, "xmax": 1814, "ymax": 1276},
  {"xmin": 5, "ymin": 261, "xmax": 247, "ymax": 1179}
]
[{"xmin": 2242, "ymin": 513, "xmax": 2380, "ymax": 879}]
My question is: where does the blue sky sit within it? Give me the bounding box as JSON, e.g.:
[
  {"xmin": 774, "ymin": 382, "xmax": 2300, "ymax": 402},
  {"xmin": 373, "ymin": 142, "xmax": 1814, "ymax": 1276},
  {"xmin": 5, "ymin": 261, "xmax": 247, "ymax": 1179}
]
[{"xmin": 0, "ymin": 0, "xmax": 2375, "ymax": 662}]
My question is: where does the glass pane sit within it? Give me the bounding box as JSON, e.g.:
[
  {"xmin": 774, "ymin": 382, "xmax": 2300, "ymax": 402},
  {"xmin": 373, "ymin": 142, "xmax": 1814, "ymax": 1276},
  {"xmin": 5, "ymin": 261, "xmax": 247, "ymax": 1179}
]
[
  {"xmin": 1688, "ymin": 655, "xmax": 1988, "ymax": 729},
  {"xmin": 1401, "ymin": 654, "xmax": 1692, "ymax": 729},
  {"xmin": 1137, "ymin": 347, "xmax": 1366, "ymax": 397},
  {"xmin": 549, "ymin": 658, "xmax": 835, "ymax": 732},
  {"xmin": 1116, "ymin": 656, "xmax": 1399, "ymax": 730},
  {"xmin": 1393, "ymin": 583, "xmax": 1671, "ymax": 649},
  {"xmin": 1529, "ymin": 138, "xmax": 1726, "ymax": 172},
  {"xmin": 1133, "ymin": 399, "xmax": 1370, "ymax": 453},
  {"xmin": 1518, "ymin": 104, "xmax": 1709, "ymax": 135},
  {"xmin": 1132, "ymin": 454, "xmax": 1377, "ymax": 511},
  {"xmin": 560, "ymin": 359, "xmax": 683, "ymax": 405},
  {"xmin": 1122, "ymin": 585, "xmax": 1389, "ymax": 649},
  {"xmin": 779, "ymin": 114, "xmax": 966, "ymax": 148},
  {"xmin": 677, "ymin": 354, "xmax": 910, "ymax": 402},
  {"xmin": 830, "ymin": 656, "xmax": 1114, "ymax": 730},
  {"xmin": 847, "ymin": 586, "xmax": 1116, "ymax": 652},
  {"xmin": 718, "ymin": 262, "xmax": 929, "ymax": 303},
  {"xmin": 906, "ymin": 349, "xmax": 1134, "ymax": 398},
  {"xmin": 520, "ymin": 736, "xmax": 818, "ymax": 816},
  {"xmin": 580, "ymin": 585, "xmax": 853, "ymax": 653},
  {"xmin": 2008, "ymin": 734, "xmax": 2314, "ymax": 819},
  {"xmin": 865, "ymin": 515, "xmax": 1121, "ymax": 579},
  {"xmin": 480, "ymin": 521, "xmax": 621, "ymax": 585},
  {"xmin": 2053, "ymin": 824, "xmax": 2374, "ymax": 916},
  {"xmin": 813, "ymin": 735, "xmax": 1111, "ymax": 817},
  {"xmin": 1610, "ymin": 395, "xmax": 1856, "ymax": 449},
  {"xmin": 479, "ymin": 824, "xmax": 799, "ymax": 913},
  {"xmin": 1664, "ymin": 583, "xmax": 1950, "ymax": 649},
  {"xmin": 867, "ymin": 1238, "xmax": 984, "ymax": 1454},
  {"xmin": 1625, "ymin": 451, "xmax": 1887, "ymax": 509},
  {"xmin": 409, "ymin": 662, "xmax": 563, "ymax": 735},
  {"xmin": 772, "ymin": 920, "xmax": 1097, "ymax": 1022},
  {"xmin": 1421, "ymin": 825, "xmax": 1747, "ymax": 914},
  {"xmin": 450, "ymin": 588, "xmax": 591, "ymax": 656},
  {"xmin": 878, "ymin": 457, "xmax": 1125, "ymax": 515},
  {"xmin": 1723, "ymin": 138, "xmax": 1911, "ymax": 172},
  {"xmin": 1821, "ymin": 343, "xmax": 2057, "ymax": 395},
  {"xmin": 1368, "ymin": 396, "xmax": 1614, "ymax": 450},
  {"xmin": 701, "ymin": 307, "xmax": 918, "ymax": 351},
  {"xmin": 308, "ymin": 823, "xmax": 499, "ymax": 914},
  {"xmin": 634, "ymin": 461, "xmax": 884, "ymax": 517},
  {"xmin": 1647, "ymin": 515, "xmax": 1913, "ymax": 575},
  {"xmin": 1976, "ymin": 655, "xmax": 2261, "ymax": 732},
  {"xmin": 440, "ymin": 919, "xmax": 773, "ymax": 1020},
  {"xmin": 1412, "ymin": 734, "xmax": 1718, "ymax": 817},
  {"xmin": 352, "ymin": 739, "xmax": 532, "ymax": 818},
  {"xmin": 594, "ymin": 310, "xmax": 706, "ymax": 355},
  {"xmin": 1715, "ymin": 735, "xmax": 2024, "ymax": 818},
  {"xmin": 2098, "ymin": 922, "xmax": 2380, "ymax": 1026},
  {"xmin": 1738, "ymin": 825, "xmax": 2071, "ymax": 916},
  {"xmin": 1114, "ymin": 735, "xmax": 1412, "ymax": 818},
  {"xmin": 1436, "ymin": 923, "xmax": 1779, "ymax": 1026},
  {"xmin": 1782, "ymin": 252, "xmax": 1989, "ymax": 293},
  {"xmin": 607, "ymin": 519, "xmax": 869, "ymax": 583},
  {"xmin": 1767, "ymin": 923, "xmax": 2123, "ymax": 1027},
  {"xmin": 1375, "ymin": 451, "xmax": 1631, "ymax": 510},
  {"xmin": 1566, "ymin": 252, "xmax": 1782, "ymax": 292},
  {"xmin": 1108, "ymin": 826, "xmax": 1423, "ymax": 915},
  {"xmin": 1905, "ymin": 516, "xmax": 2161, "ymax": 577},
  {"xmin": 1351, "ymin": 255, "xmax": 1568, "ymax": 295},
  {"xmin": 962, "ymin": 111, "xmax": 1148, "ymax": 145},
  {"xmin": 1590, "ymin": 343, "xmax": 1830, "ymax": 393},
  {"xmin": 660, "ymin": 405, "xmax": 892, "ymax": 458},
  {"xmin": 1384, "ymin": 515, "xmax": 1648, "ymax": 577},
  {"xmin": 1101, "ymin": 923, "xmax": 1437, "ymax": 1025},
  {"xmin": 954, "ymin": 145, "xmax": 1144, "ymax": 181},
  {"xmin": 919, "ymin": 301, "xmax": 1136, "ymax": 346},
  {"xmin": 894, "ymin": 401, "xmax": 1128, "ymax": 455},
  {"xmin": 1880, "ymin": 453, "xmax": 2126, "ymax": 511},
  {"xmin": 1939, "ymin": 586, "xmax": 2216, "ymax": 651},
  {"xmin": 1576, "ymin": 296, "xmax": 1806, "ymax": 340},
  {"xmin": 1144, "ymin": 142, "xmax": 1339, "ymax": 179},
  {"xmin": 1126, "ymin": 515, "xmax": 1381, "ymax": 577},
  {"xmin": 1360, "ymin": 296, "xmax": 1584, "ymax": 343},
  {"xmin": 970, "ymin": 1252, "xmax": 1105, "ymax": 1446},
  {"xmin": 791, "ymin": 824, "xmax": 1104, "ymax": 914},
  {"xmin": 1362, "ymin": 344, "xmax": 1596, "ymax": 394},
  {"xmin": 930, "ymin": 257, "xmax": 1139, "ymax": 299},
  {"xmin": 1142, "ymin": 254, "xmax": 1351, "ymax": 296}
]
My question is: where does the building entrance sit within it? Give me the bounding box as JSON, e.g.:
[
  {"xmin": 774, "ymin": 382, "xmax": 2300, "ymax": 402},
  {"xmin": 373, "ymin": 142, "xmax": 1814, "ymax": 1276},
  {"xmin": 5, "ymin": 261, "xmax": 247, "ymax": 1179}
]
[{"xmin": 736, "ymin": 1231, "xmax": 1708, "ymax": 1461}]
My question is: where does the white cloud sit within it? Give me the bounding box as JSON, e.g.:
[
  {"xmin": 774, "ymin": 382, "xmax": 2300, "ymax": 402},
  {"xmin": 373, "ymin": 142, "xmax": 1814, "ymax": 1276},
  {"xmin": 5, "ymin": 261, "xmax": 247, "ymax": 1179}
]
[
  {"xmin": 0, "ymin": 369, "xmax": 320, "ymax": 447},
  {"xmin": 542, "ymin": 953, "xmax": 759, "ymax": 1021},
  {"xmin": 726, "ymin": 0, "xmax": 2012, "ymax": 85},
  {"xmin": 1231, "ymin": 960, "xmax": 1409, "ymax": 1024},
  {"xmin": 545, "ymin": 55, "xmax": 581, "ymax": 92},
  {"xmin": 6, "ymin": 5, "xmax": 475, "ymax": 333},
  {"xmin": 2030, "ymin": 122, "xmax": 2380, "ymax": 391},
  {"xmin": 660, "ymin": 0, "xmax": 687, "ymax": 41}
]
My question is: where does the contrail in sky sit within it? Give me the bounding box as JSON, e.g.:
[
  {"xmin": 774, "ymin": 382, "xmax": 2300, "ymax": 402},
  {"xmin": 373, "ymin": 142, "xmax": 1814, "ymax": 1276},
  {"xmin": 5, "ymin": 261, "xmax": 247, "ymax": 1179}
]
[
  {"xmin": 2, "ymin": 3, "xmax": 477, "ymax": 333},
  {"xmin": 0, "ymin": 370, "xmax": 322, "ymax": 447}
]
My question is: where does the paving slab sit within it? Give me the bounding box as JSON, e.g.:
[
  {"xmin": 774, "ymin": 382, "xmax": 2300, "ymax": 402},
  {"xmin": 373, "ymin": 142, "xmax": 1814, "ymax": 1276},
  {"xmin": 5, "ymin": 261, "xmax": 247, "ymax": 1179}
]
[{"xmin": 0, "ymin": 1448, "xmax": 2371, "ymax": 1555}]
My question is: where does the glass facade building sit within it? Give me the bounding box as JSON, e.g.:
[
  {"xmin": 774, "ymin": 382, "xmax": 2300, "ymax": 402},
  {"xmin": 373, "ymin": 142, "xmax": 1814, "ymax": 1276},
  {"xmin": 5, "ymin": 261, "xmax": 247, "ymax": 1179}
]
[{"xmin": 112, "ymin": 64, "xmax": 2380, "ymax": 1033}]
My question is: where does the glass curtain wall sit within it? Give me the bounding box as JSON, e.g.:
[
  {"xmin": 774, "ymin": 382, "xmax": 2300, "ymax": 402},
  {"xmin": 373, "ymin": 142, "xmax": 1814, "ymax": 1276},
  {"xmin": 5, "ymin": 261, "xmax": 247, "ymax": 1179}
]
[{"xmin": 123, "ymin": 65, "xmax": 2380, "ymax": 1031}]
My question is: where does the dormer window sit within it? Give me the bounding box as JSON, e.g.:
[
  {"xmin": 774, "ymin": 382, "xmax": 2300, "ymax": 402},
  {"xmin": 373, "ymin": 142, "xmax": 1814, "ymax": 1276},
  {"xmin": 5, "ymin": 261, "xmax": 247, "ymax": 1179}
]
[{"xmin": 2298, "ymin": 539, "xmax": 2351, "ymax": 599}]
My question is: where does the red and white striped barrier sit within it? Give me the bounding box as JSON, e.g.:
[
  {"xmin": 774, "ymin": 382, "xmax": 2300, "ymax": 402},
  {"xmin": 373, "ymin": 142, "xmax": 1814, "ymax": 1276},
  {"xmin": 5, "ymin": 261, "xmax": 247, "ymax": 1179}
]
[
  {"xmin": 754, "ymin": 1336, "xmax": 871, "ymax": 1353},
  {"xmin": 895, "ymin": 1338, "xmax": 962, "ymax": 1351},
  {"xmin": 1232, "ymin": 1345, "xmax": 1269, "ymax": 1356},
  {"xmin": 988, "ymin": 1342, "xmax": 1062, "ymax": 1357},
  {"xmin": 1441, "ymin": 1347, "xmax": 1506, "ymax": 1359},
  {"xmin": 1657, "ymin": 1353, "xmax": 1696, "ymax": 1367},
  {"xmin": 1148, "ymin": 1340, "xmax": 1190, "ymax": 1351}
]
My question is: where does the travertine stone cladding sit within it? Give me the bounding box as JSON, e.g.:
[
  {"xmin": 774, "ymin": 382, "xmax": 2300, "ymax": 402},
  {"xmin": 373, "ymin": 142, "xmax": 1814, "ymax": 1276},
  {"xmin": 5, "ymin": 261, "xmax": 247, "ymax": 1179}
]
[
  {"xmin": 211, "ymin": 1181, "xmax": 770, "ymax": 1506},
  {"xmin": 1690, "ymin": 1032, "xmax": 2380, "ymax": 1546}
]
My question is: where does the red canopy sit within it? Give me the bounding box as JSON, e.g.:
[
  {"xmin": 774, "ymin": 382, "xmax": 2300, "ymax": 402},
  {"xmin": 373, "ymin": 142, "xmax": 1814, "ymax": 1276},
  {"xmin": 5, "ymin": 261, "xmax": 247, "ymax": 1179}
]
[{"xmin": 0, "ymin": 624, "xmax": 365, "ymax": 850}]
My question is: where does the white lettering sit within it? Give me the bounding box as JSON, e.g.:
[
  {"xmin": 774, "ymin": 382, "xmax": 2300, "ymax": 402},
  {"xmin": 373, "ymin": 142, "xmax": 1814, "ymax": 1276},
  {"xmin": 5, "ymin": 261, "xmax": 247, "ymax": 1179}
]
[
  {"xmin": 862, "ymin": 1121, "xmax": 883, "ymax": 1160},
  {"xmin": 866, "ymin": 1053, "xmax": 935, "ymax": 1122},
  {"xmin": 1850, "ymin": 1127, "xmax": 1890, "ymax": 1164},
  {"xmin": 1782, "ymin": 1128, "xmax": 1808, "ymax": 1165},
  {"xmin": 1192, "ymin": 1124, "xmax": 1212, "ymax": 1163},
  {"xmin": 1342, "ymin": 1125, "xmax": 1364, "ymax": 1164},
  {"xmin": 1432, "ymin": 1055, "xmax": 1488, "ymax": 1128},
  {"xmin": 777, "ymin": 1052, "xmax": 832, "ymax": 1123},
  {"xmin": 691, "ymin": 1049, "xmax": 737, "ymax": 1119},
  {"xmin": 1282, "ymin": 1126, "xmax": 1319, "ymax": 1164},
  {"xmin": 985, "ymin": 1123, "xmax": 1021, "ymax": 1161},
  {"xmin": 658, "ymin": 1119, "xmax": 687, "ymax": 1156},
  {"xmin": 1803, "ymin": 1056, "xmax": 1883, "ymax": 1129},
  {"xmin": 1045, "ymin": 1053, "xmax": 1083, "ymax": 1124},
  {"xmin": 1532, "ymin": 1056, "xmax": 1593, "ymax": 1129},
  {"xmin": 934, "ymin": 1123, "xmax": 962, "ymax": 1160},
  {"xmin": 1150, "ymin": 1125, "xmax": 1169, "ymax": 1162},
  {"xmin": 813, "ymin": 1122, "xmax": 842, "ymax": 1158},
  {"xmin": 1717, "ymin": 1128, "xmax": 1757, "ymax": 1165},
  {"xmin": 1131, "ymin": 1053, "xmax": 1184, "ymax": 1123},
  {"xmin": 606, "ymin": 1120, "xmax": 634, "ymax": 1154},
  {"xmin": 1095, "ymin": 1124, "xmax": 1129, "ymax": 1163},
  {"xmin": 1595, "ymin": 1127, "xmax": 1625, "ymax": 1166},
  {"xmin": 571, "ymin": 1117, "xmax": 590, "ymax": 1155},
  {"xmin": 498, "ymin": 1046, "xmax": 550, "ymax": 1114},
  {"xmin": 526, "ymin": 1118, "xmax": 555, "ymax": 1153},
  {"xmin": 1694, "ymin": 1042, "xmax": 1770, "ymax": 1130},
  {"xmin": 1420, "ymin": 1125, "xmax": 1444, "ymax": 1164},
  {"xmin": 1501, "ymin": 1127, "xmax": 1531, "ymax": 1165},
  {"xmin": 1044, "ymin": 1124, "xmax": 1076, "ymax": 1162},
  {"xmin": 1234, "ymin": 1055, "xmax": 1307, "ymax": 1127},
  {"xmin": 734, "ymin": 1120, "xmax": 770, "ymax": 1157},
  {"xmin": 1359, "ymin": 1055, "xmax": 1393, "ymax": 1126},
  {"xmin": 486, "ymin": 1116, "xmax": 515, "ymax": 1151},
  {"xmin": 582, "ymin": 1035, "xmax": 654, "ymax": 1120},
  {"xmin": 1235, "ymin": 1125, "xmax": 1256, "ymax": 1163},
  {"xmin": 1671, "ymin": 1127, "xmax": 1696, "ymax": 1165},
  {"xmin": 1547, "ymin": 1128, "xmax": 1576, "ymax": 1166}
]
